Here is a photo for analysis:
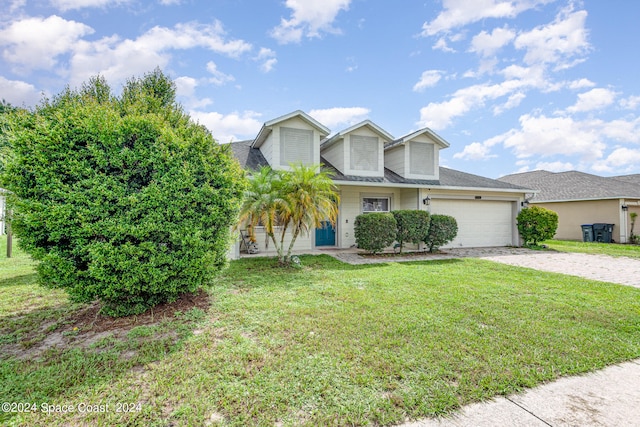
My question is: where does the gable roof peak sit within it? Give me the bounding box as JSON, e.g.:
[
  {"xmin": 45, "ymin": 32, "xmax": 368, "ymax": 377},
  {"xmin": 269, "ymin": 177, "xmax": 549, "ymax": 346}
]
[
  {"xmin": 321, "ymin": 119, "xmax": 394, "ymax": 148},
  {"xmin": 385, "ymin": 127, "xmax": 450, "ymax": 150},
  {"xmin": 252, "ymin": 110, "xmax": 331, "ymax": 148}
]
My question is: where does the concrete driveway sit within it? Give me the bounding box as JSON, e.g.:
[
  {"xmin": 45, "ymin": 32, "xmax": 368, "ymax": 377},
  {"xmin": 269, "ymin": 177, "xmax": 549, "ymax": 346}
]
[{"xmin": 329, "ymin": 247, "xmax": 640, "ymax": 289}]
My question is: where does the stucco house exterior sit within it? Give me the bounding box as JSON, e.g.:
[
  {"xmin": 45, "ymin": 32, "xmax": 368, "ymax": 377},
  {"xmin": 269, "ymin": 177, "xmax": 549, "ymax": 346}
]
[
  {"xmin": 230, "ymin": 110, "xmax": 531, "ymax": 257},
  {"xmin": 498, "ymin": 170, "xmax": 640, "ymax": 243}
]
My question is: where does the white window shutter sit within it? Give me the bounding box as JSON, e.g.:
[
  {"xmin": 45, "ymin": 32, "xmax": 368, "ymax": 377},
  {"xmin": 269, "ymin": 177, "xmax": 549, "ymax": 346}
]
[
  {"xmin": 350, "ymin": 135, "xmax": 378, "ymax": 171},
  {"xmin": 410, "ymin": 142, "xmax": 435, "ymax": 175},
  {"xmin": 280, "ymin": 127, "xmax": 313, "ymax": 165}
]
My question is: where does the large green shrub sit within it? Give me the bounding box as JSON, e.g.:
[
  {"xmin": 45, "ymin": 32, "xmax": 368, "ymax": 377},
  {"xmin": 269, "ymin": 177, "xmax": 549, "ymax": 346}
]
[
  {"xmin": 392, "ymin": 210, "xmax": 431, "ymax": 253},
  {"xmin": 424, "ymin": 214, "xmax": 458, "ymax": 252},
  {"xmin": 354, "ymin": 213, "xmax": 397, "ymax": 254},
  {"xmin": 517, "ymin": 206, "xmax": 558, "ymax": 246},
  {"xmin": 3, "ymin": 70, "xmax": 244, "ymax": 316}
]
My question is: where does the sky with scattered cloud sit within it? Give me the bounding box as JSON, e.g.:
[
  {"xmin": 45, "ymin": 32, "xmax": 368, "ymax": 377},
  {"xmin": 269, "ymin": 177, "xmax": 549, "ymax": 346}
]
[{"xmin": 1, "ymin": 0, "xmax": 639, "ymax": 178}]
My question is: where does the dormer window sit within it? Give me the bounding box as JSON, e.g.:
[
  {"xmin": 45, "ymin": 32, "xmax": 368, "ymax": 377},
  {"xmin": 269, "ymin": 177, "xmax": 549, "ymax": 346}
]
[
  {"xmin": 410, "ymin": 142, "xmax": 435, "ymax": 176},
  {"xmin": 350, "ymin": 135, "xmax": 379, "ymax": 172},
  {"xmin": 280, "ymin": 127, "xmax": 313, "ymax": 166},
  {"xmin": 384, "ymin": 127, "xmax": 449, "ymax": 180}
]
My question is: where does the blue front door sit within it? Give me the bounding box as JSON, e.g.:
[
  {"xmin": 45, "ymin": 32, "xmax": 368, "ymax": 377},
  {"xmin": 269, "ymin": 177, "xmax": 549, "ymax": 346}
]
[{"xmin": 315, "ymin": 221, "xmax": 336, "ymax": 246}]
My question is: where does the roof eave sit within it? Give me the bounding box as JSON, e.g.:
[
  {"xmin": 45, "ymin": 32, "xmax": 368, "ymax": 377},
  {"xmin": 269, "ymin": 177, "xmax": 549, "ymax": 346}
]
[
  {"xmin": 384, "ymin": 127, "xmax": 451, "ymax": 151},
  {"xmin": 532, "ymin": 196, "xmax": 640, "ymax": 203},
  {"xmin": 333, "ymin": 180, "xmax": 532, "ymax": 193}
]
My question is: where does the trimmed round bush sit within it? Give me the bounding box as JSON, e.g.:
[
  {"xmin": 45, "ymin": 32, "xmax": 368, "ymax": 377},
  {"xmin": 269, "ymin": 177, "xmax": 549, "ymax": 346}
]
[
  {"xmin": 392, "ymin": 210, "xmax": 431, "ymax": 253},
  {"xmin": 3, "ymin": 71, "xmax": 244, "ymax": 316},
  {"xmin": 424, "ymin": 214, "xmax": 458, "ymax": 252},
  {"xmin": 354, "ymin": 213, "xmax": 397, "ymax": 254},
  {"xmin": 516, "ymin": 206, "xmax": 558, "ymax": 246}
]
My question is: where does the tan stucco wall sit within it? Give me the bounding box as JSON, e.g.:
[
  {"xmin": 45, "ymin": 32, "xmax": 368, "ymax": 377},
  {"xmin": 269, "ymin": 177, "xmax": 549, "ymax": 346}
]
[{"xmin": 534, "ymin": 200, "xmax": 621, "ymax": 242}]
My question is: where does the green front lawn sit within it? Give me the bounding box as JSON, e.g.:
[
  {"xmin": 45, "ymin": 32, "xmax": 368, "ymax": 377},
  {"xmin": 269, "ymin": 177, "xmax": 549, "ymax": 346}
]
[
  {"xmin": 2, "ymin": 240, "xmax": 639, "ymax": 426},
  {"xmin": 543, "ymin": 239, "xmax": 640, "ymax": 259}
]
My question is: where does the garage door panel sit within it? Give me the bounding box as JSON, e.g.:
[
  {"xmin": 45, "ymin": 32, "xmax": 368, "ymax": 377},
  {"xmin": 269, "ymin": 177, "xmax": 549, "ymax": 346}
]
[{"xmin": 430, "ymin": 200, "xmax": 514, "ymax": 248}]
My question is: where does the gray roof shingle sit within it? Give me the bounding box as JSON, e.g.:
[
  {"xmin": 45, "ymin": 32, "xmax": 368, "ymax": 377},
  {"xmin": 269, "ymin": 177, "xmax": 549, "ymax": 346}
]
[
  {"xmin": 610, "ymin": 174, "xmax": 640, "ymax": 186},
  {"xmin": 498, "ymin": 170, "xmax": 640, "ymax": 201},
  {"xmin": 230, "ymin": 140, "xmax": 530, "ymax": 192}
]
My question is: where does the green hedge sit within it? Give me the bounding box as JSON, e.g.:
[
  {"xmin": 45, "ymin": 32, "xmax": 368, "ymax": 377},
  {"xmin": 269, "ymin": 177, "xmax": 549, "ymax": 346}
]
[
  {"xmin": 424, "ymin": 214, "xmax": 458, "ymax": 252},
  {"xmin": 392, "ymin": 210, "xmax": 431, "ymax": 253},
  {"xmin": 517, "ymin": 206, "xmax": 558, "ymax": 246},
  {"xmin": 354, "ymin": 213, "xmax": 397, "ymax": 254},
  {"xmin": 3, "ymin": 70, "xmax": 244, "ymax": 316}
]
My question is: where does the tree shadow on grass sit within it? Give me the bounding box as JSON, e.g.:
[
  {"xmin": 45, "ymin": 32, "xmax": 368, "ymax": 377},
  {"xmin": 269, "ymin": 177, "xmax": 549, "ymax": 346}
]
[
  {"xmin": 0, "ymin": 272, "xmax": 38, "ymax": 288},
  {"xmin": 0, "ymin": 288, "xmax": 211, "ymax": 425}
]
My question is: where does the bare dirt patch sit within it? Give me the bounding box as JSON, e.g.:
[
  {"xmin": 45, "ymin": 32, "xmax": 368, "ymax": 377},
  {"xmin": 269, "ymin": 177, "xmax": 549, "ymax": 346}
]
[{"xmin": 1, "ymin": 289, "xmax": 211, "ymax": 360}]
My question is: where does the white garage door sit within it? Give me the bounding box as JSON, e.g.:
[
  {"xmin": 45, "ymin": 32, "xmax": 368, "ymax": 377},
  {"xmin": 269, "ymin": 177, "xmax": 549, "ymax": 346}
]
[{"xmin": 430, "ymin": 199, "xmax": 515, "ymax": 248}]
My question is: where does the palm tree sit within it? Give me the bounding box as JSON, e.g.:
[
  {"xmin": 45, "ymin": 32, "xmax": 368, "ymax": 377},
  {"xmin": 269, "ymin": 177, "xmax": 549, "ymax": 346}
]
[
  {"xmin": 237, "ymin": 163, "xmax": 339, "ymax": 265},
  {"xmin": 280, "ymin": 163, "xmax": 339, "ymax": 264},
  {"xmin": 237, "ymin": 166, "xmax": 285, "ymax": 259}
]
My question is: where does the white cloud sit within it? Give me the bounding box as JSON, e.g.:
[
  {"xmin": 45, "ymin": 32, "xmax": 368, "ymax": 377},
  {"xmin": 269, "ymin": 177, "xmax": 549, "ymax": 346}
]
[
  {"xmin": 51, "ymin": 0, "xmax": 131, "ymax": 11},
  {"xmin": 69, "ymin": 21, "xmax": 251, "ymax": 88},
  {"xmin": 255, "ymin": 48, "xmax": 277, "ymax": 73},
  {"xmin": 0, "ymin": 76, "xmax": 42, "ymax": 106},
  {"xmin": 0, "ymin": 15, "xmax": 94, "ymax": 72},
  {"xmin": 308, "ymin": 107, "xmax": 370, "ymax": 129},
  {"xmin": 568, "ymin": 78, "xmax": 595, "ymax": 89},
  {"xmin": 534, "ymin": 161, "xmax": 574, "ymax": 172},
  {"xmin": 453, "ymin": 142, "xmax": 498, "ymax": 160},
  {"xmin": 190, "ymin": 110, "xmax": 263, "ymax": 144},
  {"xmin": 591, "ymin": 147, "xmax": 640, "ymax": 175},
  {"xmin": 206, "ymin": 61, "xmax": 234, "ymax": 86},
  {"xmin": 271, "ymin": 0, "xmax": 351, "ymax": 44},
  {"xmin": 592, "ymin": 148, "xmax": 640, "ymax": 173},
  {"xmin": 600, "ymin": 117, "xmax": 640, "ymax": 143},
  {"xmin": 7, "ymin": 0, "xmax": 26, "ymax": 13},
  {"xmin": 469, "ymin": 26, "xmax": 515, "ymax": 57},
  {"xmin": 174, "ymin": 76, "xmax": 212, "ymax": 109},
  {"xmin": 421, "ymin": 0, "xmax": 553, "ymax": 36},
  {"xmin": 566, "ymin": 88, "xmax": 617, "ymax": 113},
  {"xmin": 493, "ymin": 91, "xmax": 526, "ymax": 114},
  {"xmin": 486, "ymin": 113, "xmax": 640, "ymax": 166},
  {"xmin": 501, "ymin": 114, "xmax": 607, "ymax": 160},
  {"xmin": 418, "ymin": 78, "xmax": 535, "ymax": 129},
  {"xmin": 458, "ymin": 113, "xmax": 640, "ymax": 167},
  {"xmin": 174, "ymin": 76, "xmax": 198, "ymax": 97},
  {"xmin": 620, "ymin": 95, "xmax": 640, "ymax": 110},
  {"xmin": 413, "ymin": 70, "xmax": 443, "ymax": 92},
  {"xmin": 514, "ymin": 6, "xmax": 590, "ymax": 69},
  {"xmin": 433, "ymin": 36, "xmax": 456, "ymax": 52}
]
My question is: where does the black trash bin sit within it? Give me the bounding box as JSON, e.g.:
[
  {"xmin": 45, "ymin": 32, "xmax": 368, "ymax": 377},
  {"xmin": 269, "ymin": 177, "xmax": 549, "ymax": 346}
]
[
  {"xmin": 581, "ymin": 224, "xmax": 594, "ymax": 242},
  {"xmin": 593, "ymin": 223, "xmax": 614, "ymax": 243}
]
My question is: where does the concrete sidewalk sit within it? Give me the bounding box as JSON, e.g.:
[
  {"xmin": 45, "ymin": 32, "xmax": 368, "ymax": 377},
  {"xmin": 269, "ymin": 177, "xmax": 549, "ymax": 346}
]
[{"xmin": 402, "ymin": 359, "xmax": 640, "ymax": 427}]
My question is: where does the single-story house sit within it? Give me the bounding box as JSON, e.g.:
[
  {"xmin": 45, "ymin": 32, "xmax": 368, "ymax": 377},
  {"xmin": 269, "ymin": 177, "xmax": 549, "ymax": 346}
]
[
  {"xmin": 230, "ymin": 110, "xmax": 532, "ymax": 257},
  {"xmin": 498, "ymin": 170, "xmax": 640, "ymax": 243}
]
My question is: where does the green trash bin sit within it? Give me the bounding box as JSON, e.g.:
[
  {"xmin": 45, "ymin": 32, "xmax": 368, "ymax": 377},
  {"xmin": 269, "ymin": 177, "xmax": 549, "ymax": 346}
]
[
  {"xmin": 581, "ymin": 224, "xmax": 594, "ymax": 242},
  {"xmin": 593, "ymin": 223, "xmax": 614, "ymax": 243}
]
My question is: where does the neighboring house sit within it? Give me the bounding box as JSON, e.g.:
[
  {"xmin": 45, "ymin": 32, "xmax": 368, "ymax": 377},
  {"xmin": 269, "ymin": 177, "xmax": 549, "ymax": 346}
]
[
  {"xmin": 230, "ymin": 110, "xmax": 531, "ymax": 257},
  {"xmin": 498, "ymin": 170, "xmax": 640, "ymax": 243}
]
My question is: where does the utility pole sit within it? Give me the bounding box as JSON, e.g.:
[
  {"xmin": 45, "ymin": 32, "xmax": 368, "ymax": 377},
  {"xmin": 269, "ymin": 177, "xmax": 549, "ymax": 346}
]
[{"xmin": 5, "ymin": 209, "xmax": 11, "ymax": 258}]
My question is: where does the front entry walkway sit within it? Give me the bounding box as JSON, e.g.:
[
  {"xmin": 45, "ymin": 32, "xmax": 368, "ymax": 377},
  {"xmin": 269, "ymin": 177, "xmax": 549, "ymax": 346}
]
[{"xmin": 323, "ymin": 247, "xmax": 640, "ymax": 289}]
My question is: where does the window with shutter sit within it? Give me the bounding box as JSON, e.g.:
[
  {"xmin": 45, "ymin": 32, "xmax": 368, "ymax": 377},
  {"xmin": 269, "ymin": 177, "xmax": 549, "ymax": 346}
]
[
  {"xmin": 350, "ymin": 135, "xmax": 378, "ymax": 171},
  {"xmin": 280, "ymin": 127, "xmax": 313, "ymax": 166},
  {"xmin": 410, "ymin": 142, "xmax": 435, "ymax": 175}
]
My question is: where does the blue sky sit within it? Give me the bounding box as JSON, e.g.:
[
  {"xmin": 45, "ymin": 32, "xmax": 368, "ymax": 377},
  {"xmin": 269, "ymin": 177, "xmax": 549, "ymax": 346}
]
[{"xmin": 1, "ymin": 0, "xmax": 639, "ymax": 179}]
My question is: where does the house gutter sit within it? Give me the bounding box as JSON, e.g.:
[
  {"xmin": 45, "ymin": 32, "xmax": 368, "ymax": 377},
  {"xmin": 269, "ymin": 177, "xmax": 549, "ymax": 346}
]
[
  {"xmin": 531, "ymin": 196, "xmax": 640, "ymax": 203},
  {"xmin": 334, "ymin": 180, "xmax": 535, "ymax": 194}
]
